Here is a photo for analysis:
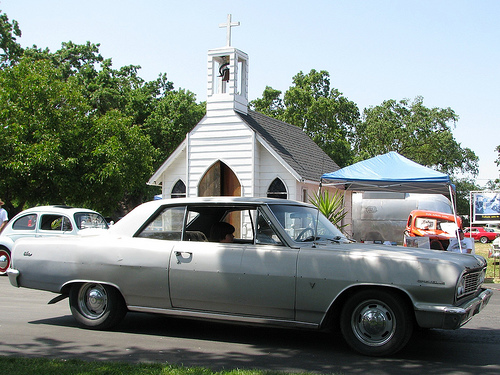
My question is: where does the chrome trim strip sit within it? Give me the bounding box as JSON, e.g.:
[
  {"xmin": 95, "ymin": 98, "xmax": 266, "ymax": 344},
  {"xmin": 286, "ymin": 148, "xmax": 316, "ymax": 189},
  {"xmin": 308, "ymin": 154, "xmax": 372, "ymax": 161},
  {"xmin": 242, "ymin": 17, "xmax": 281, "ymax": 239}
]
[{"xmin": 128, "ymin": 305, "xmax": 319, "ymax": 329}]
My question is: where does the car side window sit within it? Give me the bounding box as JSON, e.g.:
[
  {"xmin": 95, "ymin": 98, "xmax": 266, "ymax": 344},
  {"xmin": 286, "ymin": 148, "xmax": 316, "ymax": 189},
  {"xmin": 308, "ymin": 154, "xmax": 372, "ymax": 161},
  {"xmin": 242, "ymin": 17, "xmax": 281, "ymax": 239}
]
[
  {"xmin": 40, "ymin": 215, "xmax": 72, "ymax": 231},
  {"xmin": 12, "ymin": 214, "xmax": 37, "ymax": 230},
  {"xmin": 136, "ymin": 206, "xmax": 185, "ymax": 241}
]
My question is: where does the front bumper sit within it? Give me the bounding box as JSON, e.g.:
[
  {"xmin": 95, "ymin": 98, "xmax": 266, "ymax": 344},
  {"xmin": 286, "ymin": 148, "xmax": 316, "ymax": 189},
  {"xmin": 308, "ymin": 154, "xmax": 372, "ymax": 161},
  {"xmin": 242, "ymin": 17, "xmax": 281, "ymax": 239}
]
[{"xmin": 415, "ymin": 288, "xmax": 493, "ymax": 330}]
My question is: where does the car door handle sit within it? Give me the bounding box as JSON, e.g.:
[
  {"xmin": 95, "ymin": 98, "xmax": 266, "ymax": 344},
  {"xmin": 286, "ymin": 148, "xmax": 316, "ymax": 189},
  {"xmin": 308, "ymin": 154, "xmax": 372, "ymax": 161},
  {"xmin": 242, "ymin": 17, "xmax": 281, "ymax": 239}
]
[
  {"xmin": 175, "ymin": 251, "xmax": 192, "ymax": 257},
  {"xmin": 175, "ymin": 251, "xmax": 193, "ymax": 264}
]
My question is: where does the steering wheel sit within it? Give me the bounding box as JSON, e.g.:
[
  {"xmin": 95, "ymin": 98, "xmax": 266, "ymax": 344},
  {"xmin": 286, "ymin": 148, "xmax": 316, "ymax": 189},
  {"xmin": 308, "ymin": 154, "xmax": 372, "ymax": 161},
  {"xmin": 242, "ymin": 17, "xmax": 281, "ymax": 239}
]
[{"xmin": 296, "ymin": 227, "xmax": 315, "ymax": 242}]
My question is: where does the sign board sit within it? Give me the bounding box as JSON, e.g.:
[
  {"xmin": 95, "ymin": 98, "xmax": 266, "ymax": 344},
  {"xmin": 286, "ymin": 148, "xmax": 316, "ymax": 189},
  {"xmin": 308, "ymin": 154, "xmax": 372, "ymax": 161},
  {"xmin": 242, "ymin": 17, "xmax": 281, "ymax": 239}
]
[{"xmin": 472, "ymin": 191, "xmax": 500, "ymax": 223}]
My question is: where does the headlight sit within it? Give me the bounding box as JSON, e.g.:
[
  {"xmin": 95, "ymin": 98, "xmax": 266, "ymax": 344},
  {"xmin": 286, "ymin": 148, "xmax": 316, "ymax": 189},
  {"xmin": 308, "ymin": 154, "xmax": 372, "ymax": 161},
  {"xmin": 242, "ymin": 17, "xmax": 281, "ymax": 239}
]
[{"xmin": 478, "ymin": 269, "xmax": 486, "ymax": 286}]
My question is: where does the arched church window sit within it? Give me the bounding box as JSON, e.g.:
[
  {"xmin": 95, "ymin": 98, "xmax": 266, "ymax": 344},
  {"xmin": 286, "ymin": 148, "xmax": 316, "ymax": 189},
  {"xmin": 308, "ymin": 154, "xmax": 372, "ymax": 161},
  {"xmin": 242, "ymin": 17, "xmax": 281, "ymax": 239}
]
[
  {"xmin": 171, "ymin": 180, "xmax": 186, "ymax": 199},
  {"xmin": 267, "ymin": 178, "xmax": 288, "ymax": 199}
]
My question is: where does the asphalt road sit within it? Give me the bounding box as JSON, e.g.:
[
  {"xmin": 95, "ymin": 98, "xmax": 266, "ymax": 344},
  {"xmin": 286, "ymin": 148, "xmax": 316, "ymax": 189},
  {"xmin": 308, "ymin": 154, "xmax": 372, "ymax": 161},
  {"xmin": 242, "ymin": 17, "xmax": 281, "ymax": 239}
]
[{"xmin": 1, "ymin": 276, "xmax": 500, "ymax": 375}]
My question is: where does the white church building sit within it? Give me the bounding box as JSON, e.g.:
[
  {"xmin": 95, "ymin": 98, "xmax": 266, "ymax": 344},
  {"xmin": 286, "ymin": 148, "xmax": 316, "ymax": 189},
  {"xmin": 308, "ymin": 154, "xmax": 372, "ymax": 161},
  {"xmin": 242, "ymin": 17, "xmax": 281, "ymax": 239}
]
[{"xmin": 148, "ymin": 15, "xmax": 351, "ymax": 230}]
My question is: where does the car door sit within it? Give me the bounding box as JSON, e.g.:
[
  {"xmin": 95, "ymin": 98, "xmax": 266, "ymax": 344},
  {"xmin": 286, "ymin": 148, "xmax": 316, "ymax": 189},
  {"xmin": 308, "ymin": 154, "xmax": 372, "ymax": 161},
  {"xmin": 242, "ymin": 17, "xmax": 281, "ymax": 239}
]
[{"xmin": 168, "ymin": 206, "xmax": 298, "ymax": 319}]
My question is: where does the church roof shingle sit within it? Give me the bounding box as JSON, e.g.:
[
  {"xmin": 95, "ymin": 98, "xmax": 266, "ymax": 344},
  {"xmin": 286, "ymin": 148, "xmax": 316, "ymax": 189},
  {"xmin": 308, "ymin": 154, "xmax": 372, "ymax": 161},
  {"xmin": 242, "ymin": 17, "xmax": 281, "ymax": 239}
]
[{"xmin": 237, "ymin": 110, "xmax": 340, "ymax": 182}]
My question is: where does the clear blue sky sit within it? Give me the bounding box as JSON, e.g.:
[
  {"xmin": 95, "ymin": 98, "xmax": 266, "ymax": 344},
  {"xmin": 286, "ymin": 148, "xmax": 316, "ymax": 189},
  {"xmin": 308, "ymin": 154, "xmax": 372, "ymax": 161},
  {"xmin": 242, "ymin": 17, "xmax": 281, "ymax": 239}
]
[{"xmin": 2, "ymin": 0, "xmax": 499, "ymax": 184}]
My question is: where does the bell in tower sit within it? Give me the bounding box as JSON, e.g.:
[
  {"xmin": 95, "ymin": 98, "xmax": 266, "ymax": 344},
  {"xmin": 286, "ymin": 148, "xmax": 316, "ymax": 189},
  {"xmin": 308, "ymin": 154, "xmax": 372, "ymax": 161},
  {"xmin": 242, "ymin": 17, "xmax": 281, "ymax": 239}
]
[{"xmin": 206, "ymin": 14, "xmax": 249, "ymax": 116}]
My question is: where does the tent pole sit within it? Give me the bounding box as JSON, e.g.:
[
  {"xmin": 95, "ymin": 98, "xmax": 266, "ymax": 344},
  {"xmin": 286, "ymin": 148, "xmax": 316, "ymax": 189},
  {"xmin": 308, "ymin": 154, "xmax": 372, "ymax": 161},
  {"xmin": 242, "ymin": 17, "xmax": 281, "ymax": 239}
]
[{"xmin": 449, "ymin": 184, "xmax": 463, "ymax": 253}]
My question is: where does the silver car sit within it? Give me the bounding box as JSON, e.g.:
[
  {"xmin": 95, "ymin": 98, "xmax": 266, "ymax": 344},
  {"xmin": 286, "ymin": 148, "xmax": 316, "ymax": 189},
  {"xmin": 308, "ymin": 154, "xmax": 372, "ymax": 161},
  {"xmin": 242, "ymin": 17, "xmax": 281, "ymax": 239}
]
[{"xmin": 7, "ymin": 197, "xmax": 492, "ymax": 356}]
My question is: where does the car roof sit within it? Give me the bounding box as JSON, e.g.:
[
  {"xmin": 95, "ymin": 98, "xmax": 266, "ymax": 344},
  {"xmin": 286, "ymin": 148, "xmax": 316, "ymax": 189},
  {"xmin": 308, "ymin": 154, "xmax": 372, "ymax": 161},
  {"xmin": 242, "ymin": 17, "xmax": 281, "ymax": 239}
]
[
  {"xmin": 109, "ymin": 197, "xmax": 316, "ymax": 236},
  {"xmin": 14, "ymin": 205, "xmax": 100, "ymax": 216},
  {"xmin": 409, "ymin": 210, "xmax": 459, "ymax": 221}
]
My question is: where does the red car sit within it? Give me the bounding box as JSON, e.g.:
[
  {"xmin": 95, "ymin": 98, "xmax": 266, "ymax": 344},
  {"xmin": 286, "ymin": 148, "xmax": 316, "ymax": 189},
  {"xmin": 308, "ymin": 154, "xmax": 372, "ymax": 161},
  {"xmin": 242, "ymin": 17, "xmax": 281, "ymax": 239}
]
[{"xmin": 463, "ymin": 227, "xmax": 500, "ymax": 244}]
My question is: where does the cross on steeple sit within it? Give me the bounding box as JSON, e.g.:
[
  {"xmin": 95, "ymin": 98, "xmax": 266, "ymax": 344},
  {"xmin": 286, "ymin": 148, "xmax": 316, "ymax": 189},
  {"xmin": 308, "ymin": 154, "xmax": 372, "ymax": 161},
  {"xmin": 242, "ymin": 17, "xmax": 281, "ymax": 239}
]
[{"xmin": 219, "ymin": 14, "xmax": 240, "ymax": 47}]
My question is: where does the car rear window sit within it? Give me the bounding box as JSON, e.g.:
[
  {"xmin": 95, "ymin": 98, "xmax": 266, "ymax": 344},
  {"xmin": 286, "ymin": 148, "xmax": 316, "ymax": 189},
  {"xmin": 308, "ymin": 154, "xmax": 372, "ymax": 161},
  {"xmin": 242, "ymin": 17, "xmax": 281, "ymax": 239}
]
[{"xmin": 12, "ymin": 214, "xmax": 37, "ymax": 231}]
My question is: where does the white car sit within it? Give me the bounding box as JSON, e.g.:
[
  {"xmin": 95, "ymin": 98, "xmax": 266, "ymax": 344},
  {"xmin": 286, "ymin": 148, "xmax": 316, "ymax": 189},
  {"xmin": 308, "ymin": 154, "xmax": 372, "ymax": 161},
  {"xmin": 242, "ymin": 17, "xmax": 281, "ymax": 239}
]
[{"xmin": 0, "ymin": 205, "xmax": 108, "ymax": 275}]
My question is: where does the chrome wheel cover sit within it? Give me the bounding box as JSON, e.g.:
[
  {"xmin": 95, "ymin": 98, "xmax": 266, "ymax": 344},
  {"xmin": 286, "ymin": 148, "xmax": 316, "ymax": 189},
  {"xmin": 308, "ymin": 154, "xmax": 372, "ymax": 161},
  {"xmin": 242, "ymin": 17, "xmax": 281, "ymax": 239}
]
[
  {"xmin": 0, "ymin": 250, "xmax": 9, "ymax": 273},
  {"xmin": 77, "ymin": 283, "xmax": 108, "ymax": 320},
  {"xmin": 351, "ymin": 299, "xmax": 396, "ymax": 347}
]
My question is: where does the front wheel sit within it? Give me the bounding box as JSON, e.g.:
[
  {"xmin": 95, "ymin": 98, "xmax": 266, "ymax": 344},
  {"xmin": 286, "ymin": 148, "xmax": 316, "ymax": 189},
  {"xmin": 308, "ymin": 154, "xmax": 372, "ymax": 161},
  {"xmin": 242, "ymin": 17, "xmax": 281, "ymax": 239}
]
[
  {"xmin": 340, "ymin": 289, "xmax": 413, "ymax": 356},
  {"xmin": 69, "ymin": 282, "xmax": 127, "ymax": 330},
  {"xmin": 0, "ymin": 248, "xmax": 11, "ymax": 275},
  {"xmin": 480, "ymin": 236, "xmax": 488, "ymax": 244}
]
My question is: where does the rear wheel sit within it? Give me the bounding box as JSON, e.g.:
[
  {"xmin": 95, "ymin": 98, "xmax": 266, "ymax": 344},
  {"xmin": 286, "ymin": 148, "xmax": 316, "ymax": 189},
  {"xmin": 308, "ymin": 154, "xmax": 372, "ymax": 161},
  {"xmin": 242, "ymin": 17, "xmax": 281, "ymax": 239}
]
[
  {"xmin": 340, "ymin": 289, "xmax": 413, "ymax": 356},
  {"xmin": 480, "ymin": 236, "xmax": 488, "ymax": 244},
  {"xmin": 0, "ymin": 248, "xmax": 11, "ymax": 275},
  {"xmin": 69, "ymin": 282, "xmax": 127, "ymax": 329}
]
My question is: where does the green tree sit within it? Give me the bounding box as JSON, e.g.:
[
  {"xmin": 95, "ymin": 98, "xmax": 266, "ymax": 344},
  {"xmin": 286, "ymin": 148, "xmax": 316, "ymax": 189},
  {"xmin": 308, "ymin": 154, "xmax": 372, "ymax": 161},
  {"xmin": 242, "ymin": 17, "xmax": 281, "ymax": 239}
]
[
  {"xmin": 452, "ymin": 178, "xmax": 481, "ymax": 219},
  {"xmin": 0, "ymin": 10, "xmax": 23, "ymax": 67},
  {"xmin": 250, "ymin": 70, "xmax": 360, "ymax": 167},
  {"xmin": 0, "ymin": 57, "xmax": 90, "ymax": 214},
  {"xmin": 143, "ymin": 89, "xmax": 205, "ymax": 166},
  {"xmin": 80, "ymin": 110, "xmax": 155, "ymax": 214},
  {"xmin": 354, "ymin": 96, "xmax": 479, "ymax": 177},
  {"xmin": 249, "ymin": 86, "xmax": 284, "ymax": 118}
]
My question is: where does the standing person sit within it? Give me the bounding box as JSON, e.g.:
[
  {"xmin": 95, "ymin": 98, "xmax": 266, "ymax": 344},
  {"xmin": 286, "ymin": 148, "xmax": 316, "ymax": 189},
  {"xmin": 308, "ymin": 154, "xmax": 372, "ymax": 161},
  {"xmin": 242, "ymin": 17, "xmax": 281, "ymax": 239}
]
[
  {"xmin": 0, "ymin": 200, "xmax": 8, "ymax": 233},
  {"xmin": 447, "ymin": 228, "xmax": 475, "ymax": 254}
]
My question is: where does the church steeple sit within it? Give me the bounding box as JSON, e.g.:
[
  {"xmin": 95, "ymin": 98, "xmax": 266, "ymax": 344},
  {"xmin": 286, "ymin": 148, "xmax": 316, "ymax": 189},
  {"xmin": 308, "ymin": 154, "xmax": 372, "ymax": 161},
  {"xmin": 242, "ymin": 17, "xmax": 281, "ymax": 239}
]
[{"xmin": 206, "ymin": 14, "xmax": 248, "ymax": 116}]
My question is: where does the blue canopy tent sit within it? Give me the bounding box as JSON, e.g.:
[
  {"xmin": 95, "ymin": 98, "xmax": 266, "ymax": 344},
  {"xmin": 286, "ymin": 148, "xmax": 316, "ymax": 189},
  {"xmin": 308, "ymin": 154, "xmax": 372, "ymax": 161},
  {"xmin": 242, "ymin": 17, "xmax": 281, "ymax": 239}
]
[
  {"xmin": 321, "ymin": 151, "xmax": 460, "ymax": 248},
  {"xmin": 321, "ymin": 151, "xmax": 453, "ymax": 196}
]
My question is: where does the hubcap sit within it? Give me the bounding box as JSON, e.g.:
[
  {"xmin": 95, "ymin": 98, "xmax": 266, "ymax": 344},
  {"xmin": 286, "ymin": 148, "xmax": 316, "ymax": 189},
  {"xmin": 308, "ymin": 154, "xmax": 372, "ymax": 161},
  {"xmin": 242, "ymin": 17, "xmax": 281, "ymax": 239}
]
[
  {"xmin": 0, "ymin": 252, "xmax": 9, "ymax": 273},
  {"xmin": 78, "ymin": 283, "xmax": 108, "ymax": 320},
  {"xmin": 352, "ymin": 300, "xmax": 396, "ymax": 346}
]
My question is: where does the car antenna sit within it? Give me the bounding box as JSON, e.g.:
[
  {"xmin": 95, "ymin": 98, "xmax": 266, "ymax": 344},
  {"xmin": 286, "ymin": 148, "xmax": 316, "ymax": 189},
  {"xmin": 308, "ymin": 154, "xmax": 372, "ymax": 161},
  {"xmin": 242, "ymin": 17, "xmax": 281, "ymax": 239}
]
[{"xmin": 312, "ymin": 157, "xmax": 327, "ymax": 248}]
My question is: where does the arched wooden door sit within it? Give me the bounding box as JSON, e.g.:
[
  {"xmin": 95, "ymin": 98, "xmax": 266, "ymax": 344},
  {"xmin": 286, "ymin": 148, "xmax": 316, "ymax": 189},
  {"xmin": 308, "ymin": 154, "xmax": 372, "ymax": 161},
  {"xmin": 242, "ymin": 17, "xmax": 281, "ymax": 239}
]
[{"xmin": 198, "ymin": 161, "xmax": 241, "ymax": 197}]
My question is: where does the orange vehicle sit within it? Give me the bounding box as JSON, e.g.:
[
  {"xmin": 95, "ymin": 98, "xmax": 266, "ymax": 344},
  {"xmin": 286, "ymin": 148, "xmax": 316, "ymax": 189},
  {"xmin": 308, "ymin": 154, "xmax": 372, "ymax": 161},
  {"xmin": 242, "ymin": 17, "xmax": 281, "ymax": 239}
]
[{"xmin": 404, "ymin": 210, "xmax": 462, "ymax": 250}]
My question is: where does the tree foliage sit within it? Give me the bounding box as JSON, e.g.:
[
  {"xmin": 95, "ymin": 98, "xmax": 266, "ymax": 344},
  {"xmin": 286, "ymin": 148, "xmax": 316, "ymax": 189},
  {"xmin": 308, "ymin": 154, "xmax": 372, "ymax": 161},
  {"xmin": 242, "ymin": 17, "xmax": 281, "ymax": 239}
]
[
  {"xmin": 452, "ymin": 178, "xmax": 482, "ymax": 219},
  {"xmin": 250, "ymin": 70, "xmax": 360, "ymax": 167},
  {"xmin": 354, "ymin": 97, "xmax": 479, "ymax": 177},
  {"xmin": 0, "ymin": 10, "xmax": 22, "ymax": 67},
  {"xmin": 0, "ymin": 58, "xmax": 90, "ymax": 212},
  {"xmin": 0, "ymin": 10, "xmax": 204, "ymax": 217}
]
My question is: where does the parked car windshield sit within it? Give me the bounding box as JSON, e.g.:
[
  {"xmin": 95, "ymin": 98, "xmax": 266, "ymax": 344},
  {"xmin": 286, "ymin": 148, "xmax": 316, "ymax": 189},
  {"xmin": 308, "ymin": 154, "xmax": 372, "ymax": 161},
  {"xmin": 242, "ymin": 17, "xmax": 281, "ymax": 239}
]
[
  {"xmin": 267, "ymin": 204, "xmax": 348, "ymax": 243},
  {"xmin": 74, "ymin": 213, "xmax": 109, "ymax": 230}
]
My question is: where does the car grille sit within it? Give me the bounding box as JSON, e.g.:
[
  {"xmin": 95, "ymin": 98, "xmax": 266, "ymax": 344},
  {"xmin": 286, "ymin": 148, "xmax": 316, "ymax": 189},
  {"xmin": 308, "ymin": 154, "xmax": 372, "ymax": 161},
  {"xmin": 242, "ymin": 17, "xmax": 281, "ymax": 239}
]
[{"xmin": 463, "ymin": 272, "xmax": 481, "ymax": 295}]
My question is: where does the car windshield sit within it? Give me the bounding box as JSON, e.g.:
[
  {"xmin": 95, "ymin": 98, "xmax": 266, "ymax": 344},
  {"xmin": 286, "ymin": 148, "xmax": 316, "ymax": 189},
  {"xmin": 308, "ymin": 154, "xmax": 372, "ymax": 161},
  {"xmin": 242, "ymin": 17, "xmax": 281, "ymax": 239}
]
[
  {"xmin": 414, "ymin": 216, "xmax": 458, "ymax": 235},
  {"xmin": 267, "ymin": 204, "xmax": 348, "ymax": 243},
  {"xmin": 74, "ymin": 212, "xmax": 109, "ymax": 230}
]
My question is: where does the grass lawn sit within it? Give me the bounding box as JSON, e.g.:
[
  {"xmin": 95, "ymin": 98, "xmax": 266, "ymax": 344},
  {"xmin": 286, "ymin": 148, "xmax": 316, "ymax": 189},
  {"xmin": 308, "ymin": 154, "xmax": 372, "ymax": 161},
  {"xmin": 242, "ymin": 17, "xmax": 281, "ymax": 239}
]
[
  {"xmin": 474, "ymin": 242, "xmax": 500, "ymax": 283},
  {"xmin": 0, "ymin": 357, "xmax": 312, "ymax": 375}
]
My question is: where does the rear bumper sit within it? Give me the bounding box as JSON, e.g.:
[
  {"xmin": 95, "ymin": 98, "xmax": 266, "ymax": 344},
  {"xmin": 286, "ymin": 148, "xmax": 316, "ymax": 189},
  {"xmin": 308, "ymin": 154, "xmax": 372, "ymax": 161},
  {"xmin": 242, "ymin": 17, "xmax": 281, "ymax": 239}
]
[
  {"xmin": 415, "ymin": 288, "xmax": 493, "ymax": 329},
  {"xmin": 7, "ymin": 268, "xmax": 20, "ymax": 287}
]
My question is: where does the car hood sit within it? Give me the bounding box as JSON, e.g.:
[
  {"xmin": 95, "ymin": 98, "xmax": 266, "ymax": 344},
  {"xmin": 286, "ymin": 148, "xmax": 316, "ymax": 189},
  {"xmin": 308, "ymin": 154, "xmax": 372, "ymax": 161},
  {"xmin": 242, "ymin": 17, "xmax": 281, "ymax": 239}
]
[{"xmin": 309, "ymin": 241, "xmax": 487, "ymax": 270}]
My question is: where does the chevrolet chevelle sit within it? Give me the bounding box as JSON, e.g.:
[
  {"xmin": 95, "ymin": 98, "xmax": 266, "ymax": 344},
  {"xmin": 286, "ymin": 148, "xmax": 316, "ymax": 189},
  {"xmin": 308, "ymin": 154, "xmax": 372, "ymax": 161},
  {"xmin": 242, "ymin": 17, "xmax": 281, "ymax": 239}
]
[{"xmin": 7, "ymin": 197, "xmax": 492, "ymax": 356}]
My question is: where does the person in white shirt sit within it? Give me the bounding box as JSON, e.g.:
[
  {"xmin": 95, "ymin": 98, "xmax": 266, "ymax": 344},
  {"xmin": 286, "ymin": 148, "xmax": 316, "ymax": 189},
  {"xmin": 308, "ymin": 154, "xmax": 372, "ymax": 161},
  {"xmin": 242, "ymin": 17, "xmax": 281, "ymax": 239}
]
[
  {"xmin": 0, "ymin": 200, "xmax": 8, "ymax": 233},
  {"xmin": 447, "ymin": 228, "xmax": 475, "ymax": 254}
]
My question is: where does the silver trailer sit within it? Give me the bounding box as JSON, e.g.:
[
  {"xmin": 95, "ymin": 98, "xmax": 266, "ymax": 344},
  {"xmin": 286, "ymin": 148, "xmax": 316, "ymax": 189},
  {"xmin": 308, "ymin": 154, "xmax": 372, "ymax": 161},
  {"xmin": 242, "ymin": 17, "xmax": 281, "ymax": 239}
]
[{"xmin": 351, "ymin": 192, "xmax": 453, "ymax": 245}]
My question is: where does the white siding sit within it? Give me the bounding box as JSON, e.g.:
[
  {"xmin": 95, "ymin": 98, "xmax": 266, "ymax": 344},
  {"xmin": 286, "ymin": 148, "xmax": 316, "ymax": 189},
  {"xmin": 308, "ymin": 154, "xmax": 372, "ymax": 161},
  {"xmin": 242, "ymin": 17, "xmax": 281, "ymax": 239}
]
[
  {"xmin": 187, "ymin": 113, "xmax": 255, "ymax": 197},
  {"xmin": 161, "ymin": 149, "xmax": 187, "ymax": 198},
  {"xmin": 256, "ymin": 142, "xmax": 297, "ymax": 198}
]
